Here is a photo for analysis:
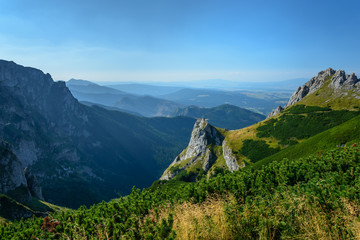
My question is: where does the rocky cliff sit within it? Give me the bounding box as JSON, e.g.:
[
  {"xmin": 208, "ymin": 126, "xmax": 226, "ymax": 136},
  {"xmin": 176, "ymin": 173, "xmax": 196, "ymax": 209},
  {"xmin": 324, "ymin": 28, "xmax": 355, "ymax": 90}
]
[
  {"xmin": 266, "ymin": 106, "xmax": 284, "ymax": 119},
  {"xmin": 0, "ymin": 60, "xmax": 194, "ymax": 208},
  {"xmin": 0, "ymin": 141, "xmax": 31, "ymax": 202},
  {"xmin": 267, "ymin": 68, "xmax": 360, "ymax": 118},
  {"xmin": 160, "ymin": 119, "xmax": 244, "ymax": 180}
]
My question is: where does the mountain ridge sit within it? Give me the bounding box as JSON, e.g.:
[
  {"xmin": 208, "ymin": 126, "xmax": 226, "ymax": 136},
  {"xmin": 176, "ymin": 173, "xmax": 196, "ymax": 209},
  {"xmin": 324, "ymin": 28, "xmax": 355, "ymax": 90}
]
[
  {"xmin": 161, "ymin": 68, "xmax": 360, "ymax": 181},
  {"xmin": 267, "ymin": 68, "xmax": 360, "ymax": 118},
  {"xmin": 0, "ymin": 59, "xmax": 195, "ymax": 208}
]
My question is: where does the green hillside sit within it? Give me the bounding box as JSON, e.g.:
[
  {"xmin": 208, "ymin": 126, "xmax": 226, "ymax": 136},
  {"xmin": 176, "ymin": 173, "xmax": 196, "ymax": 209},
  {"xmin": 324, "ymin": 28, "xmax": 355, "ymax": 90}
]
[
  {"xmin": 254, "ymin": 113, "xmax": 360, "ymax": 168},
  {"xmin": 224, "ymin": 104, "xmax": 360, "ymax": 168},
  {"xmin": 1, "ymin": 145, "xmax": 360, "ymax": 239}
]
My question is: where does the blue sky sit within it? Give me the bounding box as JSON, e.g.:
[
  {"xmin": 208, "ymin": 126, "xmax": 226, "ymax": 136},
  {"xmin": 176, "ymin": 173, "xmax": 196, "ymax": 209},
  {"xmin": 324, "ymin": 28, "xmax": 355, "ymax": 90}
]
[{"xmin": 0, "ymin": 0, "xmax": 359, "ymax": 82}]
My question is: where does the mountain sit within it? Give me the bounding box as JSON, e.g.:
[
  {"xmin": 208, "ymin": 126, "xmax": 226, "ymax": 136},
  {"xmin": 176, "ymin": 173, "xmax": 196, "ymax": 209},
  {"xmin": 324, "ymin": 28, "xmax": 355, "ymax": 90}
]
[
  {"xmin": 105, "ymin": 83, "xmax": 183, "ymax": 96},
  {"xmin": 80, "ymin": 101, "xmax": 143, "ymax": 116},
  {"xmin": 105, "ymin": 78, "xmax": 306, "ymax": 91},
  {"xmin": 170, "ymin": 104, "xmax": 265, "ymax": 130},
  {"xmin": 113, "ymin": 95, "xmax": 183, "ymax": 117},
  {"xmin": 160, "ymin": 88, "xmax": 291, "ymax": 115},
  {"xmin": 0, "ymin": 60, "xmax": 195, "ymax": 208},
  {"xmin": 160, "ymin": 68, "xmax": 360, "ymax": 181},
  {"xmin": 66, "ymin": 79, "xmax": 183, "ymax": 117},
  {"xmin": 160, "ymin": 118, "xmax": 241, "ymax": 181},
  {"xmin": 3, "ymin": 68, "xmax": 360, "ymax": 238},
  {"xmin": 267, "ymin": 68, "xmax": 360, "ymax": 117}
]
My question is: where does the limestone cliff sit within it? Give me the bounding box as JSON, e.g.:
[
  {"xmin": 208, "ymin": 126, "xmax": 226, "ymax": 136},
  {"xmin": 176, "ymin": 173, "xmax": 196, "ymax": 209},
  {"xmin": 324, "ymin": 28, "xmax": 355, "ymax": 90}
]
[
  {"xmin": 160, "ymin": 119, "xmax": 244, "ymax": 180},
  {"xmin": 0, "ymin": 141, "xmax": 32, "ymax": 202},
  {"xmin": 285, "ymin": 68, "xmax": 336, "ymax": 108},
  {"xmin": 266, "ymin": 106, "xmax": 284, "ymax": 119},
  {"xmin": 222, "ymin": 140, "xmax": 244, "ymax": 172},
  {"xmin": 0, "ymin": 59, "xmax": 195, "ymax": 208},
  {"xmin": 267, "ymin": 68, "xmax": 360, "ymax": 118}
]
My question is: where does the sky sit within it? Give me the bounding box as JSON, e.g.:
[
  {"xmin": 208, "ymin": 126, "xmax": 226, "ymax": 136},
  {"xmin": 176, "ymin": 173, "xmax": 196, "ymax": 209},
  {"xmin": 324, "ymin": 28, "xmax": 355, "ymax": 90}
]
[{"xmin": 0, "ymin": 0, "xmax": 359, "ymax": 82}]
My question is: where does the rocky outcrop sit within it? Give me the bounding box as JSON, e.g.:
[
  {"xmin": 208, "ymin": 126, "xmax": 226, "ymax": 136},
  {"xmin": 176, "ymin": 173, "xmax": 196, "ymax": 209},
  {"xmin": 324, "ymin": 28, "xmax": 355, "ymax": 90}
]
[
  {"xmin": 285, "ymin": 68, "xmax": 336, "ymax": 108},
  {"xmin": 268, "ymin": 68, "xmax": 360, "ymax": 118},
  {"xmin": 181, "ymin": 118, "xmax": 223, "ymax": 161},
  {"xmin": 0, "ymin": 141, "xmax": 32, "ymax": 202},
  {"xmin": 222, "ymin": 140, "xmax": 244, "ymax": 172},
  {"xmin": 161, "ymin": 118, "xmax": 245, "ymax": 180},
  {"xmin": 266, "ymin": 106, "xmax": 284, "ymax": 119},
  {"xmin": 330, "ymin": 70, "xmax": 360, "ymax": 90},
  {"xmin": 160, "ymin": 118, "xmax": 224, "ymax": 180},
  {"xmin": 24, "ymin": 167, "xmax": 43, "ymax": 200}
]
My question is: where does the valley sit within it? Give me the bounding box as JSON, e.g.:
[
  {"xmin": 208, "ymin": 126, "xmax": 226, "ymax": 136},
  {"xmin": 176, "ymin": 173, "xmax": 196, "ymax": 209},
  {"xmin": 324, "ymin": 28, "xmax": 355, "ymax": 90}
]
[
  {"xmin": 1, "ymin": 64, "xmax": 360, "ymax": 239},
  {"xmin": 1, "ymin": 1, "xmax": 359, "ymax": 238}
]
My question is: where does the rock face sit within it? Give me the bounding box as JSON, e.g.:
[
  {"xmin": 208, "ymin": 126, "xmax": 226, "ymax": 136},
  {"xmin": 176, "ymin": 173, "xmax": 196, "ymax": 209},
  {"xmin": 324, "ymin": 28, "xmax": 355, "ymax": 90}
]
[
  {"xmin": 330, "ymin": 70, "xmax": 360, "ymax": 90},
  {"xmin": 24, "ymin": 167, "xmax": 43, "ymax": 200},
  {"xmin": 222, "ymin": 140, "xmax": 244, "ymax": 172},
  {"xmin": 0, "ymin": 59, "xmax": 195, "ymax": 208},
  {"xmin": 161, "ymin": 118, "xmax": 223, "ymax": 180},
  {"xmin": 266, "ymin": 106, "xmax": 284, "ymax": 119},
  {"xmin": 268, "ymin": 68, "xmax": 360, "ymax": 118},
  {"xmin": 0, "ymin": 141, "xmax": 32, "ymax": 202},
  {"xmin": 285, "ymin": 68, "xmax": 336, "ymax": 108},
  {"xmin": 160, "ymin": 118, "xmax": 244, "ymax": 180},
  {"xmin": 182, "ymin": 118, "xmax": 223, "ymax": 161}
]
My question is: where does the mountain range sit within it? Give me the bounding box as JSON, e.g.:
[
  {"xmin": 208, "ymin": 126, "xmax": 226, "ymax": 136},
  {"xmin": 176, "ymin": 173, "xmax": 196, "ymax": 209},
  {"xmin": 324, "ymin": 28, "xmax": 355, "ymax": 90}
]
[
  {"xmin": 0, "ymin": 60, "xmax": 197, "ymax": 208},
  {"xmin": 0, "ymin": 60, "xmax": 268, "ymax": 210},
  {"xmin": 67, "ymin": 79, "xmax": 292, "ymax": 116},
  {"xmin": 2, "ymin": 66, "xmax": 360, "ymax": 239},
  {"xmin": 160, "ymin": 68, "xmax": 360, "ymax": 181},
  {"xmin": 66, "ymin": 79, "xmax": 183, "ymax": 117}
]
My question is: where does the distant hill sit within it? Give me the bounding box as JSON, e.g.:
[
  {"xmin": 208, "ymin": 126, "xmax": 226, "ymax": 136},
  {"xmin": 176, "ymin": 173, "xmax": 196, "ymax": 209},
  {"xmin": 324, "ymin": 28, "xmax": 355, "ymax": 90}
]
[
  {"xmin": 66, "ymin": 80, "xmax": 183, "ymax": 117},
  {"xmin": 171, "ymin": 104, "xmax": 265, "ymax": 130},
  {"xmin": 103, "ymin": 78, "xmax": 307, "ymax": 91},
  {"xmin": 160, "ymin": 88, "xmax": 290, "ymax": 115},
  {"xmin": 80, "ymin": 101, "xmax": 143, "ymax": 117},
  {"xmin": 106, "ymin": 83, "xmax": 183, "ymax": 96}
]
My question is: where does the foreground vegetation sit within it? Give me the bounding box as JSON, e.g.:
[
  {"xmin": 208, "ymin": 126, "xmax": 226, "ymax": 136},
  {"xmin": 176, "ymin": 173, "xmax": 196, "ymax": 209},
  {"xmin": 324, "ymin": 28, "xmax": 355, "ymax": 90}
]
[{"xmin": 1, "ymin": 145, "xmax": 360, "ymax": 239}]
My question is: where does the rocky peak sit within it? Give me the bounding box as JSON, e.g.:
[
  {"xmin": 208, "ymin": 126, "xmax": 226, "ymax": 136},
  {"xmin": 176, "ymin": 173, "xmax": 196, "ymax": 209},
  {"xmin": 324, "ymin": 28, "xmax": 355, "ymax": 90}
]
[
  {"xmin": 160, "ymin": 118, "xmax": 224, "ymax": 180},
  {"xmin": 268, "ymin": 68, "xmax": 360, "ymax": 118},
  {"xmin": 266, "ymin": 106, "xmax": 284, "ymax": 119},
  {"xmin": 160, "ymin": 118, "xmax": 246, "ymax": 180},
  {"xmin": 182, "ymin": 118, "xmax": 223, "ymax": 160},
  {"xmin": 330, "ymin": 70, "xmax": 360, "ymax": 90},
  {"xmin": 0, "ymin": 59, "xmax": 87, "ymax": 136},
  {"xmin": 285, "ymin": 68, "xmax": 336, "ymax": 108}
]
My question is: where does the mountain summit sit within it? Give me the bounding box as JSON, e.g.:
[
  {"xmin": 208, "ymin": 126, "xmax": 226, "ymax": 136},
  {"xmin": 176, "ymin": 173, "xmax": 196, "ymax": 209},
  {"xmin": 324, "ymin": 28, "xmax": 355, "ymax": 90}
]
[
  {"xmin": 162, "ymin": 68, "xmax": 360, "ymax": 182},
  {"xmin": 268, "ymin": 68, "xmax": 360, "ymax": 118}
]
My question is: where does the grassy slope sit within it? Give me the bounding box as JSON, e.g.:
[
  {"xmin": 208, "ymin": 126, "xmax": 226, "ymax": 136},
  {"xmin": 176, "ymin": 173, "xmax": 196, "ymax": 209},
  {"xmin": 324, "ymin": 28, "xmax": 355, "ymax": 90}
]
[
  {"xmin": 0, "ymin": 194, "xmax": 67, "ymax": 221},
  {"xmin": 298, "ymin": 75, "xmax": 360, "ymax": 110},
  {"xmin": 225, "ymin": 104, "xmax": 360, "ymax": 167},
  {"xmin": 253, "ymin": 114, "xmax": 360, "ymax": 168},
  {"xmin": 2, "ymin": 145, "xmax": 360, "ymax": 239}
]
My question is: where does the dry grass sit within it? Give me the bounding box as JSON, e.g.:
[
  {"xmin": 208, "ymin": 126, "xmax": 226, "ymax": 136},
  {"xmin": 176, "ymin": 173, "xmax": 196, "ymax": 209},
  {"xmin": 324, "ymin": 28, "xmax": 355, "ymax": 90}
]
[
  {"xmin": 146, "ymin": 196, "xmax": 233, "ymax": 240},
  {"xmin": 172, "ymin": 197, "xmax": 232, "ymax": 240},
  {"xmin": 226, "ymin": 192, "xmax": 360, "ymax": 240},
  {"xmin": 61, "ymin": 194, "xmax": 360, "ymax": 239}
]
